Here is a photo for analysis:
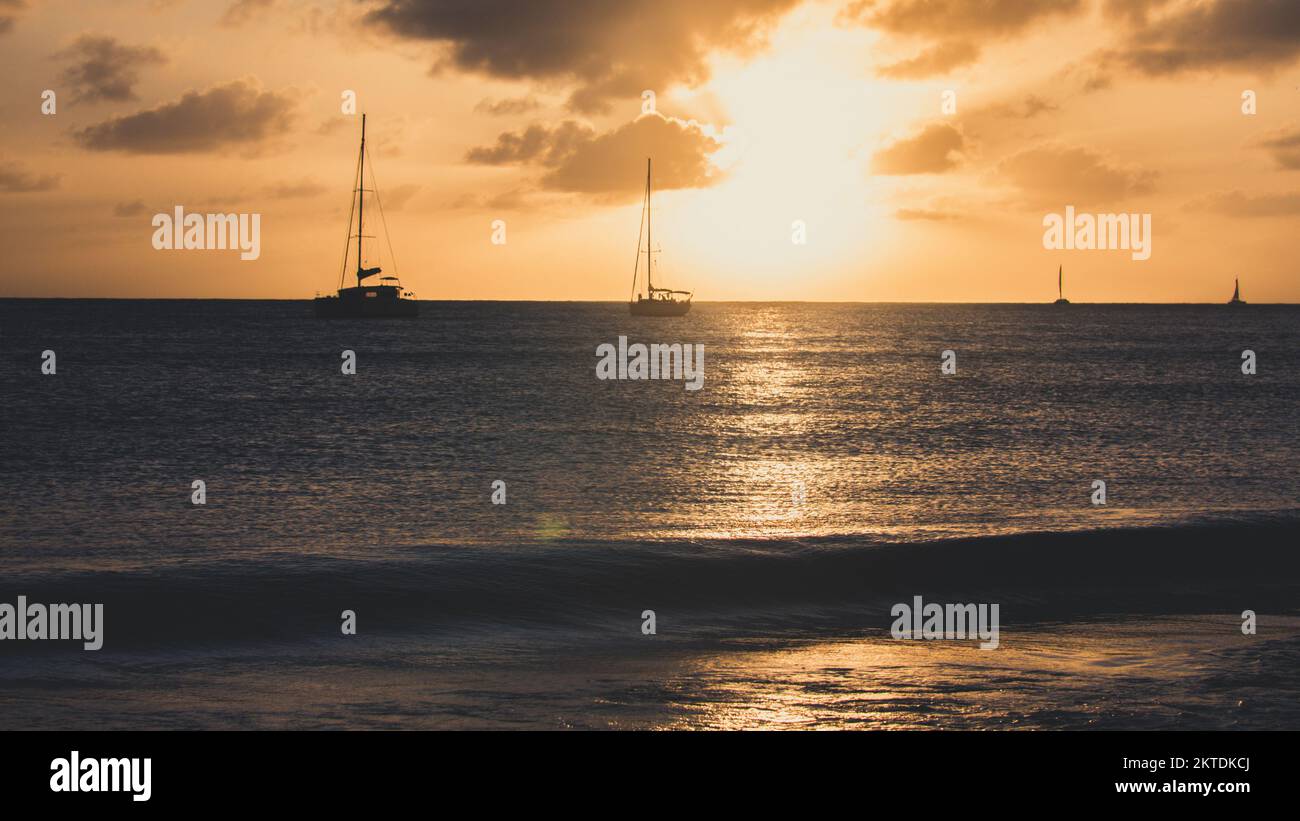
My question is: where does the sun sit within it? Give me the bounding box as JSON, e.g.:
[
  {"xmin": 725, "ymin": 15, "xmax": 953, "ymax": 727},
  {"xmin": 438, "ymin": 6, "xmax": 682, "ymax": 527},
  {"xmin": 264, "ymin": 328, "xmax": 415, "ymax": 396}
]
[{"xmin": 646, "ymin": 5, "xmax": 913, "ymax": 299}]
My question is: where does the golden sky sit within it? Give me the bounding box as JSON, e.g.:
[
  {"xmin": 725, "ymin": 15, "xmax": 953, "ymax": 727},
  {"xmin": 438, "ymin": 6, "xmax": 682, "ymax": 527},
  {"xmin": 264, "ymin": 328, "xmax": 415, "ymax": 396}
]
[{"xmin": 1, "ymin": 0, "xmax": 1298, "ymax": 301}]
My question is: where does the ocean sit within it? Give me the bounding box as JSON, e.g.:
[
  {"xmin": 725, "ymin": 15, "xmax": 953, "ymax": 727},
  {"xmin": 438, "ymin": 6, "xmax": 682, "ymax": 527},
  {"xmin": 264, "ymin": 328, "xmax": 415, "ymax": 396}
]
[{"xmin": 1, "ymin": 300, "xmax": 1298, "ymax": 729}]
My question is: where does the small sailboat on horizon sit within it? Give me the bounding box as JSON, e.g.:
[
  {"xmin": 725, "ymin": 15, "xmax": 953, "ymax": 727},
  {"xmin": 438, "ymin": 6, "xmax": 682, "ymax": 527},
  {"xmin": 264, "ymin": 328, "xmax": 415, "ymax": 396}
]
[
  {"xmin": 1227, "ymin": 278, "xmax": 1246, "ymax": 305},
  {"xmin": 628, "ymin": 158, "xmax": 691, "ymax": 317},
  {"xmin": 314, "ymin": 114, "xmax": 418, "ymax": 319},
  {"xmin": 1053, "ymin": 265, "xmax": 1070, "ymax": 304}
]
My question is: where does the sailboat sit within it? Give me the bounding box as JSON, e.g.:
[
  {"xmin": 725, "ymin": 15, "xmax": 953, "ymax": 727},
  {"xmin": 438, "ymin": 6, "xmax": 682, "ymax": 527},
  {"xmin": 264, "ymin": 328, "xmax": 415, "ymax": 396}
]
[
  {"xmin": 1227, "ymin": 278, "xmax": 1246, "ymax": 305},
  {"xmin": 629, "ymin": 158, "xmax": 691, "ymax": 317},
  {"xmin": 314, "ymin": 114, "xmax": 418, "ymax": 318},
  {"xmin": 1053, "ymin": 265, "xmax": 1070, "ymax": 304}
]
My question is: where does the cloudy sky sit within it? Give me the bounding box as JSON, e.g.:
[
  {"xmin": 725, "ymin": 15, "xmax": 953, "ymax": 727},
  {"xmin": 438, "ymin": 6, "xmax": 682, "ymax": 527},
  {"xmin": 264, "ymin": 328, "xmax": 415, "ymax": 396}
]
[{"xmin": 1, "ymin": 0, "xmax": 1298, "ymax": 300}]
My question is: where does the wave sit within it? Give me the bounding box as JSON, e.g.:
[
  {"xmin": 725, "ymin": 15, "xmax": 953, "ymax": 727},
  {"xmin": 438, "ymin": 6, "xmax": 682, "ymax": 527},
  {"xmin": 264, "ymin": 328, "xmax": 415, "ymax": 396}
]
[{"xmin": 3, "ymin": 514, "xmax": 1298, "ymax": 653}]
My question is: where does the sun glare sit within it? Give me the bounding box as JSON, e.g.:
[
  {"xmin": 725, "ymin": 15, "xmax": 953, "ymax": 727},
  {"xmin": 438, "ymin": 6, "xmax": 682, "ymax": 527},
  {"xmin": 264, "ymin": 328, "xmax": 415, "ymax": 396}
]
[{"xmin": 649, "ymin": 9, "xmax": 913, "ymax": 298}]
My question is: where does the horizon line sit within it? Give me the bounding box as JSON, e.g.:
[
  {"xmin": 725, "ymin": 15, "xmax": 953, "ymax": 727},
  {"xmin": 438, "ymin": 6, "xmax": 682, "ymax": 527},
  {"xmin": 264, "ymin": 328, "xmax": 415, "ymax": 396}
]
[{"xmin": 1, "ymin": 297, "xmax": 1295, "ymax": 305}]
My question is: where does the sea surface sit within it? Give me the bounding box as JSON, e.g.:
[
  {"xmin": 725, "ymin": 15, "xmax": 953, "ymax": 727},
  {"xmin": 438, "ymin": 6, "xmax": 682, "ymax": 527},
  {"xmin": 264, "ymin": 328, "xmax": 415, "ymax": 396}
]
[{"xmin": 1, "ymin": 300, "xmax": 1298, "ymax": 729}]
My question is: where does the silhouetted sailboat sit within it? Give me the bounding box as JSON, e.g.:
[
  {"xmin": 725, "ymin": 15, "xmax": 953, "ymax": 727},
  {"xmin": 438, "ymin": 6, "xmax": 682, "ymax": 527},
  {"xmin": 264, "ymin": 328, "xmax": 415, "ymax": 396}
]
[
  {"xmin": 629, "ymin": 158, "xmax": 691, "ymax": 317},
  {"xmin": 1227, "ymin": 278, "xmax": 1246, "ymax": 305},
  {"xmin": 314, "ymin": 114, "xmax": 418, "ymax": 318},
  {"xmin": 1053, "ymin": 265, "xmax": 1070, "ymax": 304}
]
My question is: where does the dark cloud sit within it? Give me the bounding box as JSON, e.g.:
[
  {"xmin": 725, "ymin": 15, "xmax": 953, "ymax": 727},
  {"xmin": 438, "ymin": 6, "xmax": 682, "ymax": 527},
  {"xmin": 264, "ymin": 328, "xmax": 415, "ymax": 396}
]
[
  {"xmin": 363, "ymin": 0, "xmax": 800, "ymax": 112},
  {"xmin": 1189, "ymin": 189, "xmax": 1300, "ymax": 217},
  {"xmin": 1104, "ymin": 0, "xmax": 1300, "ymax": 75},
  {"xmin": 1002, "ymin": 94, "xmax": 1058, "ymax": 118},
  {"xmin": 467, "ymin": 113, "xmax": 722, "ymax": 197},
  {"xmin": 113, "ymin": 200, "xmax": 149, "ymax": 217},
  {"xmin": 474, "ymin": 96, "xmax": 542, "ymax": 117},
  {"xmin": 0, "ymin": 159, "xmax": 61, "ymax": 192},
  {"xmin": 467, "ymin": 121, "xmax": 595, "ymax": 165},
  {"xmin": 0, "ymin": 0, "xmax": 25, "ymax": 35},
  {"xmin": 55, "ymin": 34, "xmax": 167, "ymax": 104},
  {"xmin": 73, "ymin": 78, "xmax": 298, "ymax": 154},
  {"xmin": 878, "ymin": 40, "xmax": 979, "ymax": 79},
  {"xmin": 846, "ymin": 0, "xmax": 1083, "ymax": 78},
  {"xmin": 1254, "ymin": 126, "xmax": 1300, "ymax": 170},
  {"xmin": 846, "ymin": 0, "xmax": 1083, "ymax": 36},
  {"xmin": 997, "ymin": 144, "xmax": 1156, "ymax": 207},
  {"xmin": 871, "ymin": 123, "xmax": 965, "ymax": 174},
  {"xmin": 222, "ymin": 0, "xmax": 275, "ymax": 27}
]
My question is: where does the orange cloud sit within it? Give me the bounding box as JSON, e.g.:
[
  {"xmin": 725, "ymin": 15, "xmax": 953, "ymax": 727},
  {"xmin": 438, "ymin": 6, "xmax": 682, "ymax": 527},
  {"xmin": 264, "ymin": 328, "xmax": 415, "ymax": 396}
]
[
  {"xmin": 0, "ymin": 159, "xmax": 61, "ymax": 192},
  {"xmin": 872, "ymin": 123, "xmax": 965, "ymax": 174},
  {"xmin": 997, "ymin": 144, "xmax": 1156, "ymax": 208},
  {"xmin": 878, "ymin": 40, "xmax": 979, "ymax": 78},
  {"xmin": 467, "ymin": 113, "xmax": 723, "ymax": 197}
]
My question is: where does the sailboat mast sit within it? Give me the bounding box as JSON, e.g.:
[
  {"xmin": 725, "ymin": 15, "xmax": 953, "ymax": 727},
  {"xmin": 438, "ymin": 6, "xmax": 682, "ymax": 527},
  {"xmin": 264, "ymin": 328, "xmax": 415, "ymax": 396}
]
[
  {"xmin": 646, "ymin": 158, "xmax": 652, "ymax": 294},
  {"xmin": 356, "ymin": 114, "xmax": 366, "ymax": 285},
  {"xmin": 1058, "ymin": 265, "xmax": 1063, "ymax": 300}
]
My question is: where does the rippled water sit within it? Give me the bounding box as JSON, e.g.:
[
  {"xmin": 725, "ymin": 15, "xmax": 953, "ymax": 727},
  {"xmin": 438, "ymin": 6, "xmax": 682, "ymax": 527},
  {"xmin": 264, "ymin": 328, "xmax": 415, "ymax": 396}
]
[
  {"xmin": 2, "ymin": 301, "xmax": 1296, "ymax": 569},
  {"xmin": 1, "ymin": 300, "xmax": 1297, "ymax": 729}
]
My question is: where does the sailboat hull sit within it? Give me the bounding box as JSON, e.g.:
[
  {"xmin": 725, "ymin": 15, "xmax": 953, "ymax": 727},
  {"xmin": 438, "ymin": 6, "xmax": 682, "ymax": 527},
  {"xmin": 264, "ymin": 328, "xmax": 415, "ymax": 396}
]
[
  {"xmin": 314, "ymin": 285, "xmax": 418, "ymax": 318},
  {"xmin": 629, "ymin": 298, "xmax": 691, "ymax": 317}
]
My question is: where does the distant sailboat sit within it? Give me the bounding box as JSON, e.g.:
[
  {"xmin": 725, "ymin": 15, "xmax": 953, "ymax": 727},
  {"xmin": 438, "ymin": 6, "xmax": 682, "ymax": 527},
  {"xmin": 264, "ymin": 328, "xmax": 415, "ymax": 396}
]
[
  {"xmin": 1227, "ymin": 278, "xmax": 1246, "ymax": 305},
  {"xmin": 629, "ymin": 158, "xmax": 691, "ymax": 317},
  {"xmin": 314, "ymin": 114, "xmax": 418, "ymax": 319},
  {"xmin": 1053, "ymin": 265, "xmax": 1070, "ymax": 304}
]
